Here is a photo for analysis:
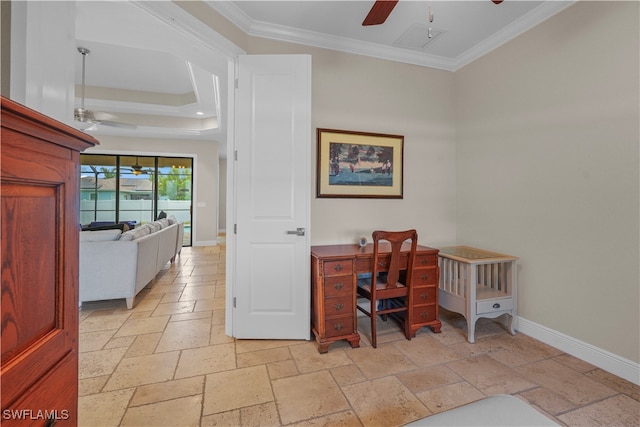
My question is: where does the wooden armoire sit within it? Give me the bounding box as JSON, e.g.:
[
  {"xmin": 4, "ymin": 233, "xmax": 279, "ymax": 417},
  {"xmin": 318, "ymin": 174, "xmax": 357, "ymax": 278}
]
[{"xmin": 1, "ymin": 97, "xmax": 98, "ymax": 426}]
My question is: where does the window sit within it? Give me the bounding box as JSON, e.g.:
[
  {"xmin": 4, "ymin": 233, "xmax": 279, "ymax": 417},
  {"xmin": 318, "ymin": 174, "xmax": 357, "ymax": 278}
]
[{"xmin": 80, "ymin": 154, "xmax": 193, "ymax": 246}]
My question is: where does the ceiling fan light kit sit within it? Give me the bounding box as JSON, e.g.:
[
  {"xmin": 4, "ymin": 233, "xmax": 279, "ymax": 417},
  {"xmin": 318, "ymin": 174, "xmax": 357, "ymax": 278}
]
[{"xmin": 129, "ymin": 157, "xmax": 153, "ymax": 176}]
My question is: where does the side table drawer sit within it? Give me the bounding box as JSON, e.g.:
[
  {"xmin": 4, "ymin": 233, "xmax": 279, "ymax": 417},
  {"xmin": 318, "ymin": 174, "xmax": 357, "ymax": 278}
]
[
  {"xmin": 477, "ymin": 298, "xmax": 513, "ymax": 315},
  {"xmin": 324, "ymin": 316, "xmax": 354, "ymax": 338},
  {"xmin": 411, "ymin": 286, "xmax": 437, "ymax": 305}
]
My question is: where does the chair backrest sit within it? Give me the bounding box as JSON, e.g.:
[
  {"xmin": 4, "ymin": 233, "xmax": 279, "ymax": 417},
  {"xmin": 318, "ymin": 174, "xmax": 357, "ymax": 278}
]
[{"xmin": 371, "ymin": 229, "xmax": 418, "ymax": 290}]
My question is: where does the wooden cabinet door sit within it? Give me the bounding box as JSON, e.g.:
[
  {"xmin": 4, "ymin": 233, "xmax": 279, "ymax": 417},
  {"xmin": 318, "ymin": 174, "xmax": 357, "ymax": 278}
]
[{"xmin": 1, "ymin": 97, "xmax": 97, "ymax": 426}]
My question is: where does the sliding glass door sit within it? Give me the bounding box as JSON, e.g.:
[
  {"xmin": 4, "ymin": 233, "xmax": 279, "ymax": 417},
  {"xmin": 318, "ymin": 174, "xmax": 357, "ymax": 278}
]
[{"xmin": 80, "ymin": 154, "xmax": 193, "ymax": 246}]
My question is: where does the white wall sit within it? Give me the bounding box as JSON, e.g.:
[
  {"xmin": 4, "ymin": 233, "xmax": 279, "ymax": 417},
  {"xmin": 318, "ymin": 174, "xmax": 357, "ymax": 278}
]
[
  {"xmin": 246, "ymin": 38, "xmax": 458, "ymax": 248},
  {"xmin": 9, "ymin": 1, "xmax": 76, "ymax": 125},
  {"xmin": 455, "ymin": 1, "xmax": 639, "ymax": 364},
  {"xmin": 86, "ymin": 135, "xmax": 220, "ymax": 246}
]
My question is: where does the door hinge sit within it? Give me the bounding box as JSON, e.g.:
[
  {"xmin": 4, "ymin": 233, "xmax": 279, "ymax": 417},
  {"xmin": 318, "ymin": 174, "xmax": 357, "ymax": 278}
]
[
  {"xmin": 233, "ymin": 297, "xmax": 237, "ymax": 308},
  {"xmin": 235, "ymin": 78, "xmax": 238, "ymax": 89},
  {"xmin": 234, "ymin": 150, "xmax": 238, "ymax": 161},
  {"xmin": 234, "ymin": 223, "xmax": 237, "ymax": 234}
]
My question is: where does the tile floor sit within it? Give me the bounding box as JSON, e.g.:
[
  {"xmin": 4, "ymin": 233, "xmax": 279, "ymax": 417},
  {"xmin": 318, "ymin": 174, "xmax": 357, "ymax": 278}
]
[{"xmin": 78, "ymin": 241, "xmax": 639, "ymax": 426}]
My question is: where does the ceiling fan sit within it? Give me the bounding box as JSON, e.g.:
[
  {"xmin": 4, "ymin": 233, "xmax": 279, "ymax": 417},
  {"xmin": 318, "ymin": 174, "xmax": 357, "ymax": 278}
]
[
  {"xmin": 74, "ymin": 47, "xmax": 137, "ymax": 130},
  {"xmin": 362, "ymin": 0, "xmax": 503, "ymax": 26},
  {"xmin": 127, "ymin": 157, "xmax": 153, "ymax": 176}
]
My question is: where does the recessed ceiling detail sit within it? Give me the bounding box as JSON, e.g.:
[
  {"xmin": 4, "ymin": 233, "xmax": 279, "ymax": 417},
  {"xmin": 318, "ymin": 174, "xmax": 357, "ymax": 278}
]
[
  {"xmin": 75, "ymin": 86, "xmax": 198, "ymax": 107},
  {"xmin": 393, "ymin": 24, "xmax": 445, "ymax": 51}
]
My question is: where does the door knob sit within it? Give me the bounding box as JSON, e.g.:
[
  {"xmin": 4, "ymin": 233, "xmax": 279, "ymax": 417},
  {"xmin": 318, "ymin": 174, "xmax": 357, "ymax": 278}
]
[{"xmin": 286, "ymin": 227, "xmax": 305, "ymax": 236}]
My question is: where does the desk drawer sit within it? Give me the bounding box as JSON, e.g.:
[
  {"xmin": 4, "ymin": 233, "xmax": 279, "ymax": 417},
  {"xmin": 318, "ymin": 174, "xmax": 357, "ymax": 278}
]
[
  {"xmin": 412, "ymin": 286, "xmax": 437, "ymax": 305},
  {"xmin": 415, "ymin": 254, "xmax": 437, "ymax": 267},
  {"xmin": 324, "ymin": 296, "xmax": 354, "ymax": 317},
  {"xmin": 477, "ymin": 298, "xmax": 513, "ymax": 315},
  {"xmin": 324, "ymin": 276, "xmax": 352, "ymax": 297},
  {"xmin": 324, "ymin": 316, "xmax": 354, "ymax": 338},
  {"xmin": 412, "ymin": 267, "xmax": 437, "ymax": 287},
  {"xmin": 412, "ymin": 304, "xmax": 437, "ymax": 323},
  {"xmin": 324, "ymin": 260, "xmax": 352, "ymax": 276}
]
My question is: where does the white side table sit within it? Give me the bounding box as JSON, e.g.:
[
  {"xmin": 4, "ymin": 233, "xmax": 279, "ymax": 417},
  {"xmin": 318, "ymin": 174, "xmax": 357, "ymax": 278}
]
[{"xmin": 438, "ymin": 246, "xmax": 518, "ymax": 343}]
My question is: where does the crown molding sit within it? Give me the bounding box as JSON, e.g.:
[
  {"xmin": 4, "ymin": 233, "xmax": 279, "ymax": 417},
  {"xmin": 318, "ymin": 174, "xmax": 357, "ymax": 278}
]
[
  {"xmin": 209, "ymin": 1, "xmax": 576, "ymax": 72},
  {"xmin": 452, "ymin": 0, "xmax": 576, "ymax": 71}
]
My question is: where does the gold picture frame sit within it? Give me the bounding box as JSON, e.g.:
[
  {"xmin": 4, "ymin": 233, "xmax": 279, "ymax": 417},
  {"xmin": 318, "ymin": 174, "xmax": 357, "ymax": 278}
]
[{"xmin": 316, "ymin": 128, "xmax": 404, "ymax": 198}]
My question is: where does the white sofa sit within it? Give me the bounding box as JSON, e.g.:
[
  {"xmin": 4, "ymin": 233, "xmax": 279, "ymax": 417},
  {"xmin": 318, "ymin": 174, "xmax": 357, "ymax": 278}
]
[{"xmin": 79, "ymin": 218, "xmax": 184, "ymax": 309}]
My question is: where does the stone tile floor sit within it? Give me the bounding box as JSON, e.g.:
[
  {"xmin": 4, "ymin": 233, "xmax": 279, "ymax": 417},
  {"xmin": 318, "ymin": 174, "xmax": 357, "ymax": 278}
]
[{"xmin": 78, "ymin": 242, "xmax": 639, "ymax": 426}]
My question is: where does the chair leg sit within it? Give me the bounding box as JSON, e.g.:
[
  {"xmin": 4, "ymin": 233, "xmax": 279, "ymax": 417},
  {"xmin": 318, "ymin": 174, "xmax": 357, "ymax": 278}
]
[
  {"xmin": 370, "ymin": 298, "xmax": 377, "ymax": 348},
  {"xmin": 379, "ymin": 300, "xmax": 387, "ymax": 321}
]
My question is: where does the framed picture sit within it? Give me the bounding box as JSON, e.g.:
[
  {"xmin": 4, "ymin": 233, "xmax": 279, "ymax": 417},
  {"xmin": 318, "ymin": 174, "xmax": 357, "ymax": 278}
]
[{"xmin": 316, "ymin": 128, "xmax": 404, "ymax": 198}]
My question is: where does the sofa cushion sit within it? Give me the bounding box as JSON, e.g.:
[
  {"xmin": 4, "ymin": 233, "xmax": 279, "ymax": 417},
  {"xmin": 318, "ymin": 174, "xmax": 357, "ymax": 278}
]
[
  {"xmin": 119, "ymin": 224, "xmax": 152, "ymax": 241},
  {"xmin": 80, "ymin": 229, "xmax": 122, "ymax": 242},
  {"xmin": 148, "ymin": 221, "xmax": 162, "ymax": 233},
  {"xmin": 157, "ymin": 218, "xmax": 170, "ymax": 229}
]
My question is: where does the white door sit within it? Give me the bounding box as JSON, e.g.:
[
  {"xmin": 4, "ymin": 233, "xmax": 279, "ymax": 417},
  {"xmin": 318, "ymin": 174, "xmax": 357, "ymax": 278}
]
[{"xmin": 232, "ymin": 55, "xmax": 311, "ymax": 339}]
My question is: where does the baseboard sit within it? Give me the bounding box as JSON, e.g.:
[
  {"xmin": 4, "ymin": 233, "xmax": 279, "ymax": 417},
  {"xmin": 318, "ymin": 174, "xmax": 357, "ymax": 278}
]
[
  {"xmin": 517, "ymin": 316, "xmax": 640, "ymax": 386},
  {"xmin": 192, "ymin": 240, "xmax": 218, "ymax": 246}
]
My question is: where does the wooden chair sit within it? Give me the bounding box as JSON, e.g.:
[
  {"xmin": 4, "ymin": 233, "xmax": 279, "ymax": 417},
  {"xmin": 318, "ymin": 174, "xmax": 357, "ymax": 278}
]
[{"xmin": 356, "ymin": 229, "xmax": 418, "ymax": 348}]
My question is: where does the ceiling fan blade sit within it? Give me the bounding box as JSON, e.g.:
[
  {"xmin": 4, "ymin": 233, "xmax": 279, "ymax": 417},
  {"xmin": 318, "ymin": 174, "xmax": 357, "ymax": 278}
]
[
  {"xmin": 362, "ymin": 0, "xmax": 399, "ymax": 26},
  {"xmin": 92, "ymin": 111, "xmax": 119, "ymax": 121},
  {"xmin": 94, "ymin": 120, "xmax": 137, "ymax": 130}
]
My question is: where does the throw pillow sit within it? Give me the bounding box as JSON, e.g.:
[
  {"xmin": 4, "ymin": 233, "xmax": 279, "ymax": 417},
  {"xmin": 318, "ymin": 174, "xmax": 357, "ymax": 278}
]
[
  {"xmin": 119, "ymin": 224, "xmax": 152, "ymax": 241},
  {"xmin": 148, "ymin": 222, "xmax": 162, "ymax": 233}
]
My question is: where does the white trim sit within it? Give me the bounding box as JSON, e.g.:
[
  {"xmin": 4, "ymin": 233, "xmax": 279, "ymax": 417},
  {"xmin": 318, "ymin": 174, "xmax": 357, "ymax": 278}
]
[
  {"xmin": 517, "ymin": 316, "xmax": 640, "ymax": 386},
  {"xmin": 209, "ymin": 1, "xmax": 577, "ymax": 72},
  {"xmin": 132, "ymin": 1, "xmax": 245, "ymax": 59},
  {"xmin": 224, "ymin": 59, "xmax": 236, "ymax": 338},
  {"xmin": 193, "ymin": 240, "xmax": 218, "ymax": 247}
]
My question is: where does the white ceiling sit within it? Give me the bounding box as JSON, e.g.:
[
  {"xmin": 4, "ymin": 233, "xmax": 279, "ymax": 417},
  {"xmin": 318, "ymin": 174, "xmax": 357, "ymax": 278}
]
[
  {"xmin": 212, "ymin": 1, "xmax": 573, "ymax": 70},
  {"xmin": 74, "ymin": 0, "xmax": 574, "ymax": 150}
]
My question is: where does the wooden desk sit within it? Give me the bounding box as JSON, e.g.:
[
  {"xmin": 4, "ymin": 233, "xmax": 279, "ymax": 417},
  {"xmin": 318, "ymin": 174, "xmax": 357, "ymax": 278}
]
[
  {"xmin": 311, "ymin": 243, "xmax": 441, "ymax": 353},
  {"xmin": 438, "ymin": 246, "xmax": 518, "ymax": 343}
]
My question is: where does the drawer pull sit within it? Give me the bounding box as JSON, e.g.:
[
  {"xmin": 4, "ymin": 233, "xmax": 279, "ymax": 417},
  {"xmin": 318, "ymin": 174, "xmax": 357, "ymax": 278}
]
[
  {"xmin": 333, "ymin": 264, "xmax": 343, "ymax": 272},
  {"xmin": 420, "ymin": 273, "xmax": 430, "ymax": 280},
  {"xmin": 378, "ymin": 261, "xmax": 388, "ymax": 268},
  {"xmin": 334, "ymin": 303, "xmax": 344, "ymax": 310},
  {"xmin": 420, "ymin": 292, "xmax": 429, "ymax": 300},
  {"xmin": 493, "ymin": 303, "xmax": 501, "ymax": 309},
  {"xmin": 334, "ymin": 282, "xmax": 344, "ymax": 290},
  {"xmin": 420, "ymin": 311, "xmax": 428, "ymax": 319},
  {"xmin": 420, "ymin": 259, "xmax": 428, "ymax": 265},
  {"xmin": 334, "ymin": 323, "xmax": 344, "ymax": 331}
]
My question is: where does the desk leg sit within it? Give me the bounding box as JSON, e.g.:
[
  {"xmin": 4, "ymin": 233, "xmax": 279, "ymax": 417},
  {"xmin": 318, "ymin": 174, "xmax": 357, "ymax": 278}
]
[
  {"xmin": 429, "ymin": 321, "xmax": 442, "ymax": 333},
  {"xmin": 347, "ymin": 335, "xmax": 360, "ymax": 349},
  {"xmin": 314, "ymin": 333, "xmax": 360, "ymax": 354},
  {"xmin": 317, "ymin": 342, "xmax": 331, "ymax": 354}
]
